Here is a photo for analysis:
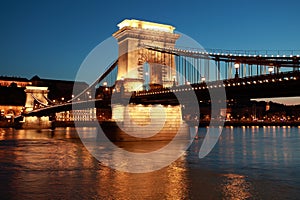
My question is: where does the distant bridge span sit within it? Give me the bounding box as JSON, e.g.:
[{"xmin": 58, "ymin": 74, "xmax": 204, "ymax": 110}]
[{"xmin": 22, "ymin": 99, "xmax": 111, "ymax": 117}]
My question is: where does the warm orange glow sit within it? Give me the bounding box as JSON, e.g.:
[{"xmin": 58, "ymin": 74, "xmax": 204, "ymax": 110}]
[
  {"xmin": 234, "ymin": 63, "xmax": 240, "ymax": 69},
  {"xmin": 111, "ymin": 104, "xmax": 189, "ymax": 140},
  {"xmin": 268, "ymin": 66, "xmax": 274, "ymax": 72},
  {"xmin": 0, "ymin": 80, "xmax": 30, "ymax": 87},
  {"xmin": 26, "ymin": 86, "xmax": 48, "ymax": 91},
  {"xmin": 117, "ymin": 19, "xmax": 175, "ymax": 33},
  {"xmin": 221, "ymin": 174, "xmax": 252, "ymax": 199}
]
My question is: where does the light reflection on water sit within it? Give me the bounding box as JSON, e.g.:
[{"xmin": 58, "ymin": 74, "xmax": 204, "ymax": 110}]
[
  {"xmin": 0, "ymin": 127, "xmax": 299, "ymax": 199},
  {"xmin": 189, "ymin": 126, "xmax": 300, "ymax": 199}
]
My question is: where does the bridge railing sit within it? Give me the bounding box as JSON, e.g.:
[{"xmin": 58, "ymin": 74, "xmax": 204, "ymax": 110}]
[
  {"xmin": 135, "ymin": 70, "xmax": 300, "ymax": 97},
  {"xmin": 168, "ymin": 45, "xmax": 300, "ymax": 57}
]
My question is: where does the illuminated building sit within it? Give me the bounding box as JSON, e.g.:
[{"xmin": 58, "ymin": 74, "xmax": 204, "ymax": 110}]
[
  {"xmin": 0, "ymin": 75, "xmax": 89, "ymax": 122},
  {"xmin": 0, "ymin": 76, "xmax": 31, "ymax": 87},
  {"xmin": 0, "ymin": 76, "xmax": 30, "ymax": 121}
]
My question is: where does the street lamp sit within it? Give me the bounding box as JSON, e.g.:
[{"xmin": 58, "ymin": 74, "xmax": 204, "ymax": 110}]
[
  {"xmin": 234, "ymin": 63, "xmax": 240, "ymax": 79},
  {"xmin": 201, "ymin": 76, "xmax": 206, "ymax": 82},
  {"xmin": 268, "ymin": 66, "xmax": 274, "ymax": 74}
]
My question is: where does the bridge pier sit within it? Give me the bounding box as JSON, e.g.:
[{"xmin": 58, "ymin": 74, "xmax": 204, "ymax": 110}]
[
  {"xmin": 102, "ymin": 104, "xmax": 190, "ymax": 141},
  {"xmin": 104, "ymin": 20, "xmax": 194, "ymax": 141},
  {"xmin": 18, "ymin": 116, "xmax": 53, "ymax": 129}
]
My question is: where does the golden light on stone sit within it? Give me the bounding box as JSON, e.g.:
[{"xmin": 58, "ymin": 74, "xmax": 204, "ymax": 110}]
[
  {"xmin": 21, "ymin": 86, "xmax": 52, "ymax": 129},
  {"xmin": 113, "ymin": 19, "xmax": 180, "ymax": 92},
  {"xmin": 111, "ymin": 104, "xmax": 189, "ymax": 141},
  {"xmin": 117, "ymin": 19, "xmax": 175, "ymax": 33}
]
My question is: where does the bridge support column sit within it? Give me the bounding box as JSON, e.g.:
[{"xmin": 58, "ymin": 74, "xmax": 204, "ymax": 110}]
[
  {"xmin": 103, "ymin": 104, "xmax": 190, "ymax": 141},
  {"xmin": 18, "ymin": 86, "xmax": 53, "ymax": 129},
  {"xmin": 113, "ymin": 19, "xmax": 180, "ymax": 92},
  {"xmin": 20, "ymin": 116, "xmax": 53, "ymax": 129}
]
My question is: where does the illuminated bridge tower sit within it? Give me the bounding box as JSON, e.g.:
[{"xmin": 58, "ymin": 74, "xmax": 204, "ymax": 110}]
[
  {"xmin": 19, "ymin": 86, "xmax": 52, "ymax": 129},
  {"xmin": 108, "ymin": 19, "xmax": 190, "ymax": 141},
  {"xmin": 24, "ymin": 86, "xmax": 49, "ymax": 113},
  {"xmin": 113, "ymin": 19, "xmax": 180, "ymax": 91}
]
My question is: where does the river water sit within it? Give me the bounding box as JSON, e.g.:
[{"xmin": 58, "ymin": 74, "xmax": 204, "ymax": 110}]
[{"xmin": 0, "ymin": 126, "xmax": 299, "ymax": 199}]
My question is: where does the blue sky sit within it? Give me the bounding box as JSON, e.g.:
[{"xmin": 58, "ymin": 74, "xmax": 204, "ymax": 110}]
[{"xmin": 0, "ymin": 0, "xmax": 300, "ymax": 80}]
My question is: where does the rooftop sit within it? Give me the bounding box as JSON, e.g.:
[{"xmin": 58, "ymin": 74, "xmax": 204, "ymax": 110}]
[{"xmin": 0, "ymin": 76, "xmax": 29, "ymax": 82}]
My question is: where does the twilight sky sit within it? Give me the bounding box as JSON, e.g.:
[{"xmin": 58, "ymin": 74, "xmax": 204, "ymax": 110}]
[{"xmin": 1, "ymin": 0, "xmax": 300, "ymax": 81}]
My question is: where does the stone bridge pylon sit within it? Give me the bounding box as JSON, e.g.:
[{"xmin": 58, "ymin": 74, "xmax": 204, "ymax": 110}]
[
  {"xmin": 17, "ymin": 86, "xmax": 53, "ymax": 129},
  {"xmin": 108, "ymin": 19, "xmax": 190, "ymax": 141},
  {"xmin": 113, "ymin": 19, "xmax": 180, "ymax": 92}
]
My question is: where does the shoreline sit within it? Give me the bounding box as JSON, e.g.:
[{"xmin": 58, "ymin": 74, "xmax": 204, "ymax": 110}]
[
  {"xmin": 200, "ymin": 121, "xmax": 300, "ymax": 127},
  {"xmin": 2, "ymin": 120, "xmax": 300, "ymax": 128}
]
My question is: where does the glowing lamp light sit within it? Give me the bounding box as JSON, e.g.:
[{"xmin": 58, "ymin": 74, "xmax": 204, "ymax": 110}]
[
  {"xmin": 234, "ymin": 63, "xmax": 240, "ymax": 79},
  {"xmin": 201, "ymin": 77, "xmax": 206, "ymax": 82},
  {"xmin": 103, "ymin": 82, "xmax": 107, "ymax": 86},
  {"xmin": 268, "ymin": 66, "xmax": 274, "ymax": 73},
  {"xmin": 234, "ymin": 63, "xmax": 240, "ymax": 69}
]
